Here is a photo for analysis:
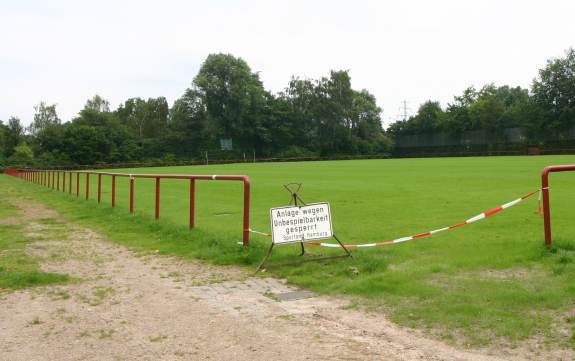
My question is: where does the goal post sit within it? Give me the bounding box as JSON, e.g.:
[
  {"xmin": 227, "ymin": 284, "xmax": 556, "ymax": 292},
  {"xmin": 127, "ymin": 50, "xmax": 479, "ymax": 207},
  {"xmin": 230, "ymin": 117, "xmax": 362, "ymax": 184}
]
[{"xmin": 541, "ymin": 165, "xmax": 575, "ymax": 246}]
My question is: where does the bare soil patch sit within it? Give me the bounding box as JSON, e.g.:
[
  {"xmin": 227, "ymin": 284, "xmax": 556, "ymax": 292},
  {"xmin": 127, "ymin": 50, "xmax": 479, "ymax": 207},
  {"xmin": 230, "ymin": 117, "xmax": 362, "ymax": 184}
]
[
  {"xmin": 0, "ymin": 217, "xmax": 20, "ymax": 225},
  {"xmin": 0, "ymin": 200, "xmax": 558, "ymax": 360}
]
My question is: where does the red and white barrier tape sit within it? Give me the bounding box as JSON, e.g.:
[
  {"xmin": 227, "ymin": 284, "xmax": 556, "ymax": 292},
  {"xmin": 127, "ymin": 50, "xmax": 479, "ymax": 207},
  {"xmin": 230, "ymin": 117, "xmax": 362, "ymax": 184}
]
[{"xmin": 249, "ymin": 188, "xmax": 544, "ymax": 248}]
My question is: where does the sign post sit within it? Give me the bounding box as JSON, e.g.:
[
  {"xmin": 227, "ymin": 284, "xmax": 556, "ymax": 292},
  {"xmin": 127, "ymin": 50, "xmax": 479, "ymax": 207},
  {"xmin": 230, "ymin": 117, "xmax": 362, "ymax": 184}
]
[{"xmin": 255, "ymin": 183, "xmax": 351, "ymax": 272}]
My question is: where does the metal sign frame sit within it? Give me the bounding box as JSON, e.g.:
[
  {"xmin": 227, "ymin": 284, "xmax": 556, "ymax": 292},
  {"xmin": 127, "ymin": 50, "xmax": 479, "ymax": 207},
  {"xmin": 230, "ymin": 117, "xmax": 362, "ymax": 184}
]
[{"xmin": 255, "ymin": 183, "xmax": 351, "ymax": 272}]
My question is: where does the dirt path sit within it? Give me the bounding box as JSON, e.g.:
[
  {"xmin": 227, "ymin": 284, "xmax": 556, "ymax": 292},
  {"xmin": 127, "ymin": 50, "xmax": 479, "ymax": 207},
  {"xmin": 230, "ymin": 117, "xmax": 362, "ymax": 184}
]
[{"xmin": 0, "ymin": 201, "xmax": 533, "ymax": 361}]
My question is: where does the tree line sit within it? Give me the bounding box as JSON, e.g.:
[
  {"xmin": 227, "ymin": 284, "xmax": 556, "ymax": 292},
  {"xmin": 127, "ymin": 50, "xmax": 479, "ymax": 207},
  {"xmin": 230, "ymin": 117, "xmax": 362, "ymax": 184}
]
[
  {"xmin": 1, "ymin": 48, "xmax": 573, "ymax": 167},
  {"xmin": 388, "ymin": 48, "xmax": 575, "ymax": 149},
  {"xmin": 0, "ymin": 53, "xmax": 388, "ymax": 167}
]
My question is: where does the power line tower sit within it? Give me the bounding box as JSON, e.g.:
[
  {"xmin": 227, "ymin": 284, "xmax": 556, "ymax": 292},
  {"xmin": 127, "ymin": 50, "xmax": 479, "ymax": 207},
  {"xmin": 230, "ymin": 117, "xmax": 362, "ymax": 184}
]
[{"xmin": 396, "ymin": 100, "xmax": 411, "ymax": 122}]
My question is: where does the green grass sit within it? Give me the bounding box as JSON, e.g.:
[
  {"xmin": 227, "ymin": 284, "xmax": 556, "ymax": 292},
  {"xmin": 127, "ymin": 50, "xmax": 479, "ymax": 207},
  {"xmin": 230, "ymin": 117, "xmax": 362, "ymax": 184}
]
[
  {"xmin": 4, "ymin": 154, "xmax": 575, "ymax": 347},
  {"xmin": 0, "ymin": 193, "xmax": 69, "ymax": 290}
]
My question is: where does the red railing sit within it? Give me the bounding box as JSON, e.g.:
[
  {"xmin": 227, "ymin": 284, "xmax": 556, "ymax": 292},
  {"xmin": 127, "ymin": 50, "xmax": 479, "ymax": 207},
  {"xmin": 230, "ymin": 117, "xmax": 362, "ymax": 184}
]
[
  {"xmin": 8, "ymin": 169, "xmax": 251, "ymax": 246},
  {"xmin": 541, "ymin": 165, "xmax": 575, "ymax": 247}
]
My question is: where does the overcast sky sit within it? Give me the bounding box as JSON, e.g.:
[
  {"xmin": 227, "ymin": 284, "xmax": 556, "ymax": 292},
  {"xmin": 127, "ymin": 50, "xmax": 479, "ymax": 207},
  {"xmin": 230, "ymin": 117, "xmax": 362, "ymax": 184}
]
[{"xmin": 1, "ymin": 0, "xmax": 574, "ymax": 128}]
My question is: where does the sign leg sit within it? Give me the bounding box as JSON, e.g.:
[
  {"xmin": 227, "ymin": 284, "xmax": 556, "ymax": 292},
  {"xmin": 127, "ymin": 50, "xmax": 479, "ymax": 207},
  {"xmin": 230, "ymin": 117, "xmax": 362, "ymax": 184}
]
[
  {"xmin": 333, "ymin": 234, "xmax": 352, "ymax": 258},
  {"xmin": 255, "ymin": 243, "xmax": 275, "ymax": 273}
]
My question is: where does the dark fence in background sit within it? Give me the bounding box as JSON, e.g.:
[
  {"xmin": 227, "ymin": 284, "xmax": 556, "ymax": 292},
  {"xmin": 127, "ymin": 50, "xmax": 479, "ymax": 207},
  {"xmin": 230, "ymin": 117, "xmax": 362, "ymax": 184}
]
[
  {"xmin": 3, "ymin": 126, "xmax": 575, "ymax": 171},
  {"xmin": 393, "ymin": 126, "xmax": 575, "ymax": 157},
  {"xmin": 395, "ymin": 127, "xmax": 526, "ymax": 148}
]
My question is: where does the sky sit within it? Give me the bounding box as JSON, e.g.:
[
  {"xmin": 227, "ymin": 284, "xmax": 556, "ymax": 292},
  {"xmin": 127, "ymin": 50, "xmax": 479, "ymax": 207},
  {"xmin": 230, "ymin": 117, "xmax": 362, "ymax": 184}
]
[{"xmin": 1, "ymin": 0, "xmax": 574, "ymax": 128}]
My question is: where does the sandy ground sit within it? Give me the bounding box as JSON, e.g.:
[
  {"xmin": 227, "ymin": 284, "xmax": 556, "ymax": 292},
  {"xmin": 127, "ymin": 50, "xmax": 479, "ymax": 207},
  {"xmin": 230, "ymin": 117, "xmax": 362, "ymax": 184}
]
[{"xmin": 0, "ymin": 200, "xmax": 564, "ymax": 361}]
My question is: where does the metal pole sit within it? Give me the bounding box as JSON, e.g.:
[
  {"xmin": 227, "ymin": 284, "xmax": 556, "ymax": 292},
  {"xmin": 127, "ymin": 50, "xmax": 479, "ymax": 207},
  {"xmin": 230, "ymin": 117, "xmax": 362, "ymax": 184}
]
[
  {"xmin": 242, "ymin": 178, "xmax": 251, "ymax": 246},
  {"xmin": 86, "ymin": 173, "xmax": 90, "ymax": 200},
  {"xmin": 189, "ymin": 179, "xmax": 195, "ymax": 228},
  {"xmin": 542, "ymin": 171, "xmax": 551, "ymax": 246},
  {"xmin": 155, "ymin": 177, "xmax": 160, "ymax": 219},
  {"xmin": 111, "ymin": 176, "xmax": 116, "ymax": 207},
  {"xmin": 97, "ymin": 174, "xmax": 102, "ymax": 204},
  {"xmin": 129, "ymin": 177, "xmax": 135, "ymax": 214}
]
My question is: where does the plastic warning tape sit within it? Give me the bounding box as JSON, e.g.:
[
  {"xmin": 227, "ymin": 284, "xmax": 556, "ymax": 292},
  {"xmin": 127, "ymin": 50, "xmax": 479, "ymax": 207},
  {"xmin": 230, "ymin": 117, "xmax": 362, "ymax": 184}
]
[
  {"xmin": 250, "ymin": 189, "xmax": 542, "ymax": 248},
  {"xmin": 305, "ymin": 189, "xmax": 541, "ymax": 248}
]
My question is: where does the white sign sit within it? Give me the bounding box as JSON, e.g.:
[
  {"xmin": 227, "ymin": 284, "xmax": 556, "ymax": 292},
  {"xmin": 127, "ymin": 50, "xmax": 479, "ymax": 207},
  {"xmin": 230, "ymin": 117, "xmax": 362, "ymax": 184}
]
[{"xmin": 270, "ymin": 202, "xmax": 333, "ymax": 244}]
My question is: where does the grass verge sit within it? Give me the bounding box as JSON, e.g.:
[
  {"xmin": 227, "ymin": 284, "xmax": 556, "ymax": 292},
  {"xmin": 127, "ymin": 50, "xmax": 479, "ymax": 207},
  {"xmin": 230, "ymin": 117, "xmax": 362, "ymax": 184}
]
[{"xmin": 0, "ymin": 190, "xmax": 69, "ymax": 290}]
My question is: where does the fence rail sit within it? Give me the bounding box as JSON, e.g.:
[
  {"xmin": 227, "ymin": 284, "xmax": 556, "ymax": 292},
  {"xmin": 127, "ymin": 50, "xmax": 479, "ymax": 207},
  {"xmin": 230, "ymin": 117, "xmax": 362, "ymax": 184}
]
[{"xmin": 7, "ymin": 169, "xmax": 251, "ymax": 246}]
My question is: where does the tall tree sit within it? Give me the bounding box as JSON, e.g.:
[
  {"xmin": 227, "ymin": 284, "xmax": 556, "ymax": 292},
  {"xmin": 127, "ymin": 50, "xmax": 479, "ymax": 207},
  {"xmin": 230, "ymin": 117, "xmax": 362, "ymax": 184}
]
[
  {"xmin": 116, "ymin": 97, "xmax": 146, "ymax": 137},
  {"xmin": 117, "ymin": 97, "xmax": 170, "ymax": 139},
  {"xmin": 193, "ymin": 53, "xmax": 268, "ymax": 151},
  {"xmin": 351, "ymin": 89, "xmax": 388, "ymax": 153},
  {"xmin": 276, "ymin": 78, "xmax": 318, "ymax": 150},
  {"xmin": 84, "ymin": 94, "xmax": 111, "ymax": 113},
  {"xmin": 412, "ymin": 101, "xmax": 445, "ymax": 133},
  {"xmin": 314, "ymin": 70, "xmax": 356, "ymax": 153},
  {"xmin": 444, "ymin": 86, "xmax": 478, "ymax": 134},
  {"xmin": 5, "ymin": 117, "xmax": 24, "ymax": 157},
  {"xmin": 29, "ymin": 101, "xmax": 60, "ymax": 135},
  {"xmin": 167, "ymin": 89, "xmax": 210, "ymax": 157},
  {"xmin": 531, "ymin": 48, "xmax": 575, "ymax": 137},
  {"xmin": 142, "ymin": 97, "xmax": 169, "ymax": 138}
]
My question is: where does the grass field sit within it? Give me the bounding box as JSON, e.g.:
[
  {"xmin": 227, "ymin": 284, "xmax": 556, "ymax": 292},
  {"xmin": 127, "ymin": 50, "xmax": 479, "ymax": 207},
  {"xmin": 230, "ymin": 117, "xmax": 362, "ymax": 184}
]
[
  {"xmin": 0, "ymin": 188, "xmax": 69, "ymax": 290},
  {"xmin": 3, "ymin": 154, "xmax": 575, "ymax": 348}
]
